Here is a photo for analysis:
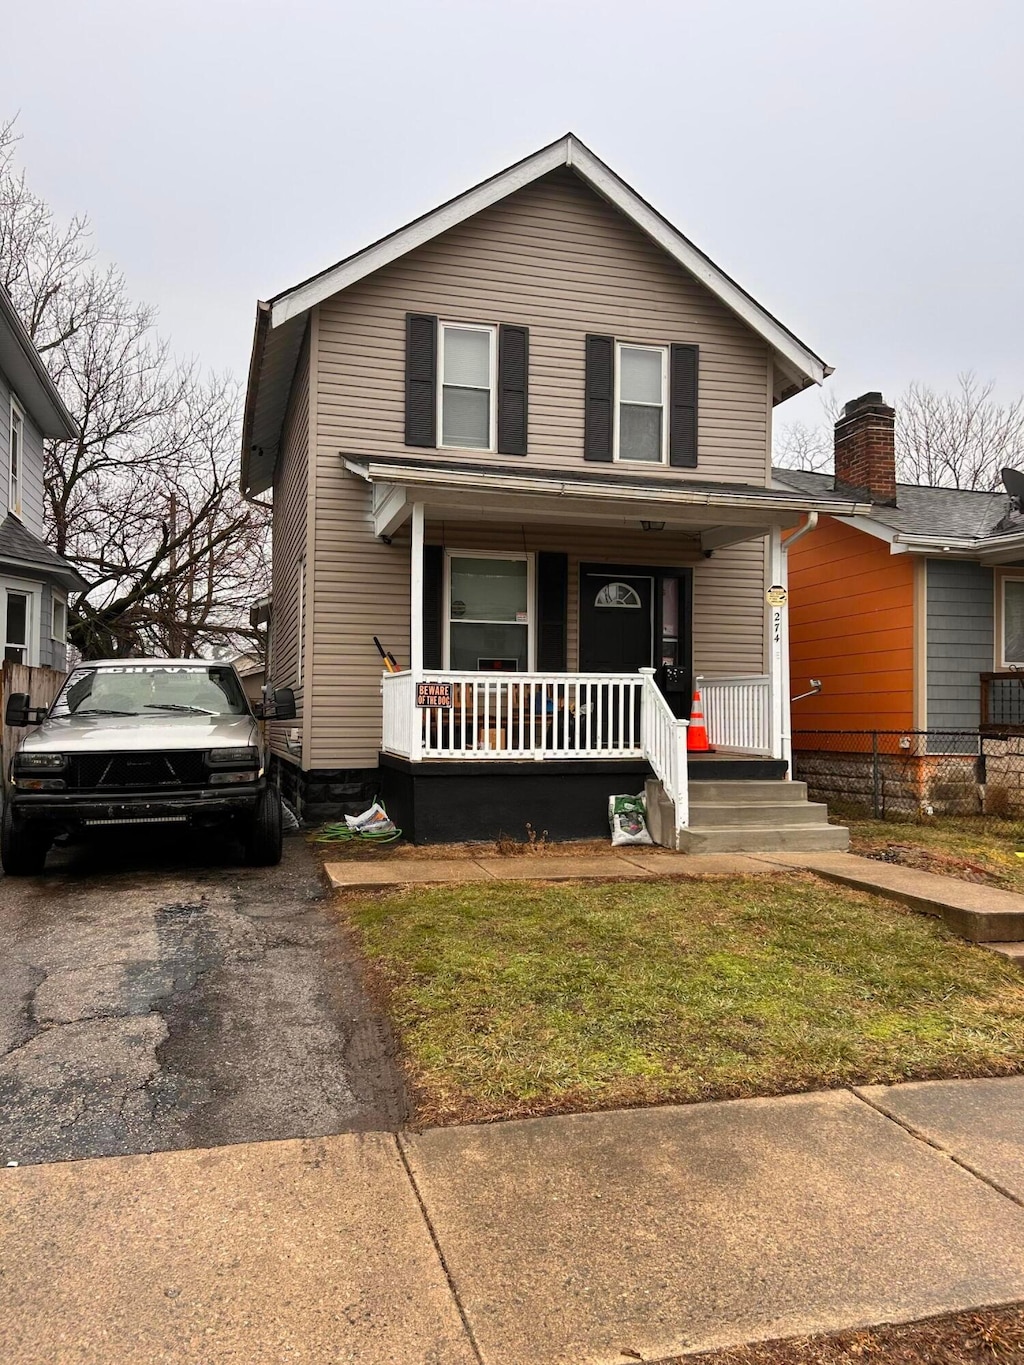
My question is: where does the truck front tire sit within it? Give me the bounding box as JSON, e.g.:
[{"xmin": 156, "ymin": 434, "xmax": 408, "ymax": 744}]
[
  {"xmin": 243, "ymin": 787, "xmax": 283, "ymax": 866},
  {"xmin": 1, "ymin": 804, "xmax": 51, "ymax": 876}
]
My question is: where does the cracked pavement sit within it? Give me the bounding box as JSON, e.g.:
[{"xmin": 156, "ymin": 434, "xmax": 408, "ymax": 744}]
[{"xmin": 0, "ymin": 834, "xmax": 407, "ymax": 1165}]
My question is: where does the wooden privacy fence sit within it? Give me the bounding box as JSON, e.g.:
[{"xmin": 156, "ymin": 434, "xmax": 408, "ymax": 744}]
[{"xmin": 1, "ymin": 661, "xmax": 67, "ymax": 771}]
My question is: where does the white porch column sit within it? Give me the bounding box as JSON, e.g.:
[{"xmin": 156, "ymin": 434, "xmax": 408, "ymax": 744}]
[
  {"xmin": 409, "ymin": 501, "xmax": 425, "ymax": 675},
  {"xmin": 768, "ymin": 525, "xmax": 787, "ymax": 767}
]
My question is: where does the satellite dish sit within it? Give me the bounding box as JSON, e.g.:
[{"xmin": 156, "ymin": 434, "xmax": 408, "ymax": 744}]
[{"xmin": 1001, "ymin": 467, "xmax": 1024, "ymax": 501}]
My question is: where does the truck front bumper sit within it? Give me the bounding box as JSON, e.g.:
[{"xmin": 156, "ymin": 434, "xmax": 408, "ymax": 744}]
[{"xmin": 9, "ymin": 781, "xmax": 265, "ymax": 826}]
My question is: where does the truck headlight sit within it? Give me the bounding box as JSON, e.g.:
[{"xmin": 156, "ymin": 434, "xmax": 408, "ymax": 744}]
[
  {"xmin": 14, "ymin": 752, "xmax": 65, "ymax": 771},
  {"xmin": 207, "ymin": 746, "xmax": 259, "ymax": 768},
  {"xmin": 209, "ymin": 771, "xmax": 259, "ymax": 785}
]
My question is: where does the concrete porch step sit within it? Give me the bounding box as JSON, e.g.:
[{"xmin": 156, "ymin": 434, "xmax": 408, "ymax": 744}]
[
  {"xmin": 676, "ymin": 824, "xmax": 851, "ymax": 855},
  {"xmin": 687, "ymin": 800, "xmax": 831, "ymax": 829},
  {"xmin": 688, "ymin": 779, "xmax": 809, "ymax": 804},
  {"xmin": 645, "ymin": 775, "xmax": 849, "ymax": 855}
]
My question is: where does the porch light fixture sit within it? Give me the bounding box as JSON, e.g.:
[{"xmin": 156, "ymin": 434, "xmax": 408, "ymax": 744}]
[{"xmin": 640, "ymin": 520, "xmax": 665, "ymax": 532}]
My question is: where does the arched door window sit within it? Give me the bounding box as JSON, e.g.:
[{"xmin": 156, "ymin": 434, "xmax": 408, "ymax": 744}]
[{"xmin": 595, "ymin": 582, "xmax": 642, "ymax": 609}]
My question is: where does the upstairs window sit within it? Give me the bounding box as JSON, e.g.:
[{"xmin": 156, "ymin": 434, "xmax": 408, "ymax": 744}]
[
  {"xmin": 9, "ymin": 398, "xmax": 23, "ymax": 517},
  {"xmin": 615, "ymin": 343, "xmax": 667, "ymax": 463},
  {"xmin": 439, "ymin": 323, "xmax": 496, "ymax": 451}
]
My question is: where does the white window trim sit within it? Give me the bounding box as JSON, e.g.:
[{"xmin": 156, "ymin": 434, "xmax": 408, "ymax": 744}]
[
  {"xmin": 613, "ymin": 341, "xmax": 669, "ymax": 465},
  {"xmin": 9, "ymin": 396, "xmax": 24, "ymax": 519},
  {"xmin": 442, "ymin": 549, "xmax": 535, "ymax": 671},
  {"xmin": 998, "ymin": 573, "xmax": 1024, "ymax": 668},
  {"xmin": 437, "ymin": 321, "xmax": 498, "ymax": 453},
  {"xmin": 51, "ymin": 592, "xmax": 68, "ymax": 642},
  {"xmin": 1, "ymin": 577, "xmax": 43, "ymax": 667}
]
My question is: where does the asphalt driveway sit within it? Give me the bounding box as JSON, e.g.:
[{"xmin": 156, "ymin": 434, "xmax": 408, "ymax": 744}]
[{"xmin": 0, "ymin": 834, "xmax": 407, "ymax": 1165}]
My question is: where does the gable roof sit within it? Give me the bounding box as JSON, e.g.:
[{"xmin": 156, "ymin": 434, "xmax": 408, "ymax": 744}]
[
  {"xmin": 772, "ymin": 466, "xmax": 1024, "ymax": 562},
  {"xmin": 0, "ymin": 289, "xmax": 78, "ymax": 441},
  {"xmin": 242, "ymin": 134, "xmax": 831, "ymax": 495}
]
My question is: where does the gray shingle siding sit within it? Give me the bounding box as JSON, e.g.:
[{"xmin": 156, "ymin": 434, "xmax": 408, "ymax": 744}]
[{"xmin": 926, "ymin": 559, "xmax": 993, "ymax": 731}]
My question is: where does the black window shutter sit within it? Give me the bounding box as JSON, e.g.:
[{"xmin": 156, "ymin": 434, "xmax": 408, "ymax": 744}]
[
  {"xmin": 536, "ymin": 551, "xmax": 568, "ymax": 671},
  {"xmin": 669, "ymin": 344, "xmax": 699, "ymax": 468},
  {"xmin": 497, "ymin": 324, "xmax": 529, "ymax": 455},
  {"xmin": 584, "ymin": 334, "xmax": 614, "ymax": 462},
  {"xmin": 405, "ymin": 314, "xmax": 437, "ymax": 447},
  {"xmin": 422, "ymin": 545, "xmax": 444, "ymax": 668}
]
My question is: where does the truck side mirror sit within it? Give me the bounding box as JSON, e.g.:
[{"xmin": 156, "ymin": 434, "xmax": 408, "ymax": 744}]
[
  {"xmin": 4, "ymin": 693, "xmax": 30, "ymax": 728},
  {"xmin": 272, "ymin": 687, "xmax": 296, "ymax": 721}
]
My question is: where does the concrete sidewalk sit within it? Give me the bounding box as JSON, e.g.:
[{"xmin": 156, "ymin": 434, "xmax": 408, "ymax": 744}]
[{"xmin": 5, "ymin": 1077, "xmax": 1024, "ymax": 1363}]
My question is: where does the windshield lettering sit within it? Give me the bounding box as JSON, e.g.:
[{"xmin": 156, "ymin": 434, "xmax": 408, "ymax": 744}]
[{"xmin": 51, "ymin": 666, "xmax": 249, "ymax": 719}]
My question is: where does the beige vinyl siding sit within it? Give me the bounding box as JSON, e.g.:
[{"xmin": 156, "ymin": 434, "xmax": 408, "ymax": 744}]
[
  {"xmin": 309, "ymin": 512, "xmax": 766, "ymax": 769},
  {"xmin": 268, "ymin": 332, "xmax": 310, "ymax": 763},
  {"xmin": 307, "ymin": 167, "xmax": 772, "ymax": 769},
  {"xmin": 317, "ymin": 169, "xmax": 771, "ymax": 483}
]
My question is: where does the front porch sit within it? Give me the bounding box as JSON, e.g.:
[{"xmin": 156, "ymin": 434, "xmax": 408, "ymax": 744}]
[
  {"xmin": 380, "ymin": 667, "xmax": 781, "ymax": 842},
  {"xmin": 341, "ymin": 452, "xmax": 863, "ymax": 845}
]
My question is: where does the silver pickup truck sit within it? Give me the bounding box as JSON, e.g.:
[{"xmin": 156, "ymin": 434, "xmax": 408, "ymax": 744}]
[{"xmin": 2, "ymin": 658, "xmax": 296, "ymax": 876}]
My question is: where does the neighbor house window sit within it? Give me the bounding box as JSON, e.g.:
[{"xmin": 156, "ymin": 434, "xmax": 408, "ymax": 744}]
[
  {"xmin": 52, "ymin": 595, "xmax": 67, "ymax": 643},
  {"xmin": 439, "ymin": 323, "xmax": 496, "ymax": 451},
  {"xmin": 1002, "ymin": 578, "xmax": 1024, "ymax": 666},
  {"xmin": 3, "ymin": 588, "xmax": 31, "ymax": 663},
  {"xmin": 615, "ymin": 343, "xmax": 668, "ymax": 463},
  {"xmin": 9, "ymin": 398, "xmax": 23, "ymax": 517},
  {"xmin": 446, "ymin": 552, "xmax": 532, "ymax": 670}
]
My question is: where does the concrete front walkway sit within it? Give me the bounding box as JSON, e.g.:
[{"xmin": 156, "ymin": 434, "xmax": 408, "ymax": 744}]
[
  {"xmin": 5, "ymin": 1078, "xmax": 1024, "ymax": 1364},
  {"xmin": 324, "ymin": 849, "xmax": 773, "ymax": 890},
  {"xmin": 326, "ymin": 847, "xmax": 1024, "ymax": 953}
]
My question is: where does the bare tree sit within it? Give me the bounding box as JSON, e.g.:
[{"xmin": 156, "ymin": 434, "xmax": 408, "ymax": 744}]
[
  {"xmin": 0, "ymin": 118, "xmax": 269, "ymax": 659},
  {"xmin": 774, "ymin": 374, "xmax": 1024, "ymax": 490},
  {"xmin": 896, "ymin": 374, "xmax": 1024, "ymax": 490},
  {"xmin": 771, "ymin": 419, "xmax": 833, "ymax": 473}
]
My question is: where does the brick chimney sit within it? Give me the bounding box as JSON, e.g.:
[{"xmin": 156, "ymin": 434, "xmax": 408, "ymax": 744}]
[{"xmin": 833, "ymin": 391, "xmax": 897, "ymax": 505}]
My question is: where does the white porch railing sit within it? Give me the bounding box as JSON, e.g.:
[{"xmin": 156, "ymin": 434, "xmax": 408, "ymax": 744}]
[
  {"xmin": 381, "ymin": 668, "xmax": 772, "ymax": 834},
  {"xmin": 698, "ymin": 674, "xmax": 771, "ymax": 754},
  {"xmin": 382, "ymin": 670, "xmax": 646, "ymax": 761},
  {"xmin": 639, "ymin": 668, "xmax": 689, "ymax": 832}
]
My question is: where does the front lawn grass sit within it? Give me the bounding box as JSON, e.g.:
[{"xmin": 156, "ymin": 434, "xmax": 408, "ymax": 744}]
[{"xmin": 342, "ymin": 872, "xmax": 1024, "ymax": 1125}]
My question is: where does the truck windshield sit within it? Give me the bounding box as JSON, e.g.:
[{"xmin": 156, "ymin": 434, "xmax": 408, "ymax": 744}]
[{"xmin": 50, "ymin": 665, "xmax": 250, "ymax": 718}]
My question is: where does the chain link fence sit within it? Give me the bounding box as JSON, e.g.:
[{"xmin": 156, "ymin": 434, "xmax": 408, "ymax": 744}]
[{"xmin": 791, "ymin": 729, "xmax": 1024, "ymax": 821}]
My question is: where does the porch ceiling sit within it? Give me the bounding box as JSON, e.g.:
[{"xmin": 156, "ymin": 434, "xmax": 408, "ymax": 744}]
[{"xmin": 343, "ymin": 453, "xmax": 870, "ymax": 549}]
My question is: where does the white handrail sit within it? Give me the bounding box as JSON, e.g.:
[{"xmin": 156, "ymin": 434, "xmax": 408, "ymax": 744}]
[{"xmin": 639, "ymin": 668, "xmax": 689, "ymax": 832}]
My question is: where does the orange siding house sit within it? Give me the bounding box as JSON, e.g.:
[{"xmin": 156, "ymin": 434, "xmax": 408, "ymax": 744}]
[{"xmin": 787, "ymin": 516, "xmax": 915, "ymax": 745}]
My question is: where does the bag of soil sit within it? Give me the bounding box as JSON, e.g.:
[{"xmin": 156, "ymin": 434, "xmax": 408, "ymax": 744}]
[{"xmin": 608, "ymin": 792, "xmax": 653, "ymax": 846}]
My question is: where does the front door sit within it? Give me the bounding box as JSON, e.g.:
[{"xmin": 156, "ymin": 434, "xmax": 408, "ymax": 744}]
[{"xmin": 579, "ymin": 572, "xmax": 654, "ymax": 672}]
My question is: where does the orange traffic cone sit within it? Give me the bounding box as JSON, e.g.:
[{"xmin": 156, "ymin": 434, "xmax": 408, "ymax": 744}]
[{"xmin": 687, "ymin": 687, "xmax": 713, "ymax": 752}]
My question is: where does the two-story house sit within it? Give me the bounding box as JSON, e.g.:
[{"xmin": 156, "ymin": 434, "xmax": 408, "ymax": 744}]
[
  {"xmin": 240, "ymin": 135, "xmax": 861, "ymax": 848},
  {"xmin": 0, "ymin": 288, "xmax": 84, "ymax": 672}
]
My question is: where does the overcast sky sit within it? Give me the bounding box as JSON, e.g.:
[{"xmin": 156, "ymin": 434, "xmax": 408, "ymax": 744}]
[{"xmin": 6, "ymin": 0, "xmax": 1023, "ymax": 431}]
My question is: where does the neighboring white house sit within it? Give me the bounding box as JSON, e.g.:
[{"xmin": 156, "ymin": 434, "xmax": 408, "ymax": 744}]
[{"xmin": 0, "ymin": 288, "xmax": 85, "ymax": 670}]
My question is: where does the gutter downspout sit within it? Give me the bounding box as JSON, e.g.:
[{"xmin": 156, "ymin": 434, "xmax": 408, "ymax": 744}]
[{"xmin": 778, "ymin": 512, "xmax": 818, "ymax": 776}]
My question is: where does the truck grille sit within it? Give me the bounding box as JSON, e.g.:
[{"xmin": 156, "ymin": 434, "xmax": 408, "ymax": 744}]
[{"xmin": 65, "ymin": 751, "xmax": 208, "ymax": 791}]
